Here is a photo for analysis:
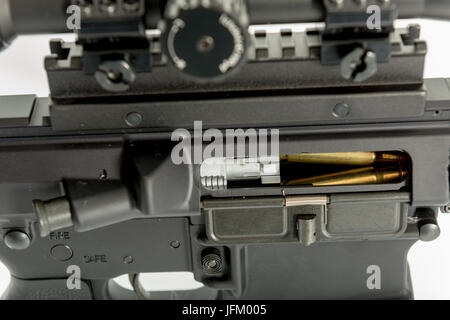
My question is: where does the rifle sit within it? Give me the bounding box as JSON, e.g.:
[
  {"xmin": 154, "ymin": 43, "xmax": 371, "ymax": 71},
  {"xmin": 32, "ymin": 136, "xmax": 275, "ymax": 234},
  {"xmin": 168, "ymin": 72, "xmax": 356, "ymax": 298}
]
[{"xmin": 0, "ymin": 0, "xmax": 449, "ymax": 299}]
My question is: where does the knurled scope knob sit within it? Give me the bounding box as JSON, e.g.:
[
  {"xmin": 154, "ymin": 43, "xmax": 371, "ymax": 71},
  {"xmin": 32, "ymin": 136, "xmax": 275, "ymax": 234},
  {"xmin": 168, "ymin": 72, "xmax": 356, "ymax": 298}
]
[{"xmin": 161, "ymin": 0, "xmax": 249, "ymax": 80}]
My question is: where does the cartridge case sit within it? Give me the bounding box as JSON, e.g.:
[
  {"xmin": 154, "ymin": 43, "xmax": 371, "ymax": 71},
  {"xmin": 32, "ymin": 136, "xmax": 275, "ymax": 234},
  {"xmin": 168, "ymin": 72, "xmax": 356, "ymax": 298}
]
[
  {"xmin": 285, "ymin": 167, "xmax": 408, "ymax": 186},
  {"xmin": 280, "ymin": 152, "xmax": 405, "ymax": 166}
]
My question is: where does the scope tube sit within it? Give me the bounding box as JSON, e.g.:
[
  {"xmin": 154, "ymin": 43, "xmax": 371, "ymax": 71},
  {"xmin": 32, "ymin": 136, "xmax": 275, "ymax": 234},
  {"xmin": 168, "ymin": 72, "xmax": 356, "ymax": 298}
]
[
  {"xmin": 1, "ymin": 0, "xmax": 450, "ymax": 51},
  {"xmin": 0, "ymin": 0, "xmax": 69, "ymax": 51},
  {"xmin": 0, "ymin": 0, "xmax": 14, "ymax": 50}
]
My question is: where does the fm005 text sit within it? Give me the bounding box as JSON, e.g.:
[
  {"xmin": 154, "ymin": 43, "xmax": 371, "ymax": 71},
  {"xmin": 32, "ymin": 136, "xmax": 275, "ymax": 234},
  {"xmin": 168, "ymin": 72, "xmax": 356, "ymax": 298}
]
[{"xmin": 182, "ymin": 304, "xmax": 267, "ymax": 317}]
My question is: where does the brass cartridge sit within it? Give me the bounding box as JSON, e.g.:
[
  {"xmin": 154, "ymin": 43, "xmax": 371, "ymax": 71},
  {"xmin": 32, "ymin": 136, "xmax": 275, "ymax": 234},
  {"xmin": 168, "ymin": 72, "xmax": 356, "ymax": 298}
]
[
  {"xmin": 280, "ymin": 152, "xmax": 406, "ymax": 166},
  {"xmin": 284, "ymin": 167, "xmax": 408, "ymax": 186}
]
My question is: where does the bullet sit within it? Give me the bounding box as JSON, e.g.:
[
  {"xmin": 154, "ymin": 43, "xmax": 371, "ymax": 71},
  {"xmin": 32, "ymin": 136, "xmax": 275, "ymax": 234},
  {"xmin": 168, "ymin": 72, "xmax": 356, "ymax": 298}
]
[
  {"xmin": 284, "ymin": 167, "xmax": 374, "ymax": 186},
  {"xmin": 280, "ymin": 152, "xmax": 406, "ymax": 166},
  {"xmin": 284, "ymin": 167, "xmax": 408, "ymax": 186}
]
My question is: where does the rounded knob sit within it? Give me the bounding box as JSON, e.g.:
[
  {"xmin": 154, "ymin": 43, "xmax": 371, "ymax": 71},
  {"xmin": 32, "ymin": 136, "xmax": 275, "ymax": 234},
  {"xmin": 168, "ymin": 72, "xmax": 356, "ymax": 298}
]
[
  {"xmin": 4, "ymin": 231, "xmax": 31, "ymax": 250},
  {"xmin": 161, "ymin": 0, "xmax": 249, "ymax": 80},
  {"xmin": 416, "ymin": 207, "xmax": 441, "ymax": 242},
  {"xmin": 419, "ymin": 222, "xmax": 440, "ymax": 242}
]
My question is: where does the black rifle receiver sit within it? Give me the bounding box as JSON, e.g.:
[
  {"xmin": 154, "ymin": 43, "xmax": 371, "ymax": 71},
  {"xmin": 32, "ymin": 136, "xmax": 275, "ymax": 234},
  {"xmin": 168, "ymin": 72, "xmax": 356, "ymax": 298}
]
[{"xmin": 0, "ymin": 0, "xmax": 449, "ymax": 300}]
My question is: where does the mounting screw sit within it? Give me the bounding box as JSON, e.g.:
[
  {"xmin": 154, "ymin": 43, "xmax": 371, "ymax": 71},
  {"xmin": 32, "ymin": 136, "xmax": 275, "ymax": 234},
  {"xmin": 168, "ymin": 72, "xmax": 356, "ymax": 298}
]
[
  {"xmin": 441, "ymin": 205, "xmax": 450, "ymax": 213},
  {"xmin": 125, "ymin": 112, "xmax": 143, "ymax": 127},
  {"xmin": 95, "ymin": 60, "xmax": 136, "ymax": 92},
  {"xmin": 333, "ymin": 103, "xmax": 350, "ymax": 118},
  {"xmin": 341, "ymin": 48, "xmax": 378, "ymax": 83},
  {"xmin": 202, "ymin": 253, "xmax": 223, "ymax": 274}
]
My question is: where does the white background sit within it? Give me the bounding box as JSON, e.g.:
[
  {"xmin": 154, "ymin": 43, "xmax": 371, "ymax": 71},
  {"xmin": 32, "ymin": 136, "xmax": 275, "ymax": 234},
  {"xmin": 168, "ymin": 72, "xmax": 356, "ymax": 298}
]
[{"xmin": 0, "ymin": 19, "xmax": 449, "ymax": 299}]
